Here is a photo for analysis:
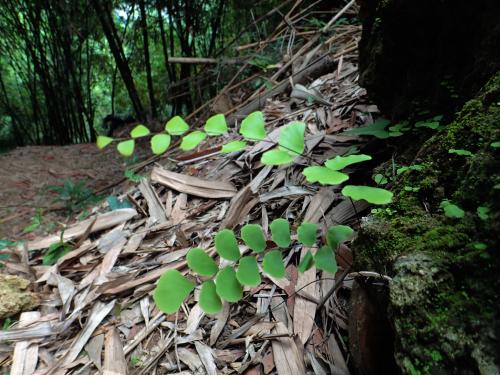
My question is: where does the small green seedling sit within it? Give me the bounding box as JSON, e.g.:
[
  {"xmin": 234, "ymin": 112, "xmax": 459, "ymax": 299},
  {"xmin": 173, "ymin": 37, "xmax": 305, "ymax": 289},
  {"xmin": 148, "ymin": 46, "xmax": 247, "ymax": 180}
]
[
  {"xmin": 47, "ymin": 180, "xmax": 102, "ymax": 213},
  {"xmin": 23, "ymin": 209, "xmax": 43, "ymax": 233},
  {"xmin": 43, "ymin": 239, "xmax": 72, "ymax": 265}
]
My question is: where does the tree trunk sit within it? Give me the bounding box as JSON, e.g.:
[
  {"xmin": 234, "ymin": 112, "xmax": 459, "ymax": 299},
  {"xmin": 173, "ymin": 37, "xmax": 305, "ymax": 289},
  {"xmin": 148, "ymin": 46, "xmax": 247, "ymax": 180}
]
[
  {"xmin": 139, "ymin": 0, "xmax": 157, "ymax": 118},
  {"xmin": 93, "ymin": 0, "xmax": 145, "ymax": 121}
]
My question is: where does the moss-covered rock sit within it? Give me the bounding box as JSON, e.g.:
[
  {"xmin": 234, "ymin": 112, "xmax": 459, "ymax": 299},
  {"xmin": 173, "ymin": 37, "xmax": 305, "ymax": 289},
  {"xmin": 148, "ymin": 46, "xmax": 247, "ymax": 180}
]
[
  {"xmin": 351, "ymin": 73, "xmax": 500, "ymax": 374},
  {"xmin": 0, "ymin": 273, "xmax": 37, "ymax": 319}
]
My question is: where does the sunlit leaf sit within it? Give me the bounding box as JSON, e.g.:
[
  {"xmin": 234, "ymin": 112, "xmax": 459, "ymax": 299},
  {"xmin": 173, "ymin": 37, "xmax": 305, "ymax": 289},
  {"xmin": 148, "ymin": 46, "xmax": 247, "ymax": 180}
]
[
  {"xmin": 261, "ymin": 149, "xmax": 295, "ymax": 165},
  {"xmin": 477, "ymin": 206, "xmax": 490, "ymax": 221},
  {"xmin": 187, "ymin": 248, "xmax": 218, "ymax": 276},
  {"xmin": 240, "ymin": 111, "xmax": 266, "ymax": 141},
  {"xmin": 150, "ymin": 134, "xmax": 171, "ymax": 154},
  {"xmin": 241, "ymin": 224, "xmax": 266, "ymax": 253},
  {"xmin": 216, "ymin": 267, "xmax": 243, "ymax": 302},
  {"xmin": 165, "ymin": 116, "xmax": 189, "ymax": 135},
  {"xmin": 341, "ymin": 185, "xmax": 393, "ymax": 204},
  {"xmin": 325, "ymin": 154, "xmax": 372, "ymax": 171},
  {"xmin": 302, "ymin": 166, "xmax": 349, "ymax": 185},
  {"xmin": 373, "ymin": 173, "xmax": 388, "ymax": 185},
  {"xmin": 440, "ymin": 200, "xmax": 464, "ymax": 219},
  {"xmin": 96, "ymin": 136, "xmax": 113, "ymax": 149},
  {"xmin": 262, "ymin": 250, "xmax": 285, "ymax": 278},
  {"xmin": 199, "ymin": 280, "xmax": 222, "ymax": 314},
  {"xmin": 215, "ymin": 229, "xmax": 240, "ymax": 261},
  {"xmin": 153, "ymin": 270, "xmax": 195, "ymax": 314},
  {"xmin": 204, "ymin": 114, "xmax": 228, "ymax": 135},
  {"xmin": 130, "ymin": 124, "xmax": 150, "ymax": 138},
  {"xmin": 278, "ymin": 121, "xmax": 305, "ymax": 155},
  {"xmin": 221, "ymin": 140, "xmax": 247, "ymax": 153},
  {"xmin": 117, "ymin": 139, "xmax": 135, "ymax": 157},
  {"xmin": 448, "ymin": 148, "xmax": 473, "ymax": 156},
  {"xmin": 491, "ymin": 142, "xmax": 500, "ymax": 148},
  {"xmin": 326, "ymin": 225, "xmax": 353, "ymax": 249},
  {"xmin": 314, "ymin": 246, "xmax": 338, "ymax": 274},
  {"xmin": 180, "ymin": 131, "xmax": 207, "ymax": 151},
  {"xmin": 297, "ymin": 222, "xmax": 317, "ymax": 247},
  {"xmin": 270, "ymin": 218, "xmax": 290, "ymax": 248},
  {"xmin": 236, "ymin": 256, "xmax": 261, "ymax": 286},
  {"xmin": 298, "ymin": 250, "xmax": 314, "ymax": 273},
  {"xmin": 472, "ymin": 242, "xmax": 488, "ymax": 250},
  {"xmin": 342, "ymin": 118, "xmax": 391, "ymax": 139}
]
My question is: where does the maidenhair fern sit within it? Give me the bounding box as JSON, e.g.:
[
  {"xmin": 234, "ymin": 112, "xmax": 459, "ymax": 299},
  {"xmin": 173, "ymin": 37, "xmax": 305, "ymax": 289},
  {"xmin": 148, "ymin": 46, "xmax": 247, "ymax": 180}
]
[
  {"xmin": 153, "ymin": 220, "xmax": 351, "ymax": 315},
  {"xmin": 97, "ymin": 111, "xmax": 394, "ymax": 205}
]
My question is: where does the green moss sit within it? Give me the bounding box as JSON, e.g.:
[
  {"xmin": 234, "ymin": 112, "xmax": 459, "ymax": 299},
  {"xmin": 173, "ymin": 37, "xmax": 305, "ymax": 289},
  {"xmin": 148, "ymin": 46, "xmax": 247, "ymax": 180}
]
[{"xmin": 353, "ymin": 72, "xmax": 500, "ymax": 374}]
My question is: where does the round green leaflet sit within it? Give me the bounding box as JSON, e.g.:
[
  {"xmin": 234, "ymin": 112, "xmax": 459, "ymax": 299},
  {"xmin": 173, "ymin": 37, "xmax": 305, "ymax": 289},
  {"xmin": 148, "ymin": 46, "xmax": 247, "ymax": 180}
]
[
  {"xmin": 444, "ymin": 204, "xmax": 465, "ymax": 219},
  {"xmin": 117, "ymin": 139, "xmax": 135, "ymax": 157},
  {"xmin": 373, "ymin": 173, "xmax": 388, "ymax": 185},
  {"xmin": 314, "ymin": 246, "xmax": 338, "ymax": 274},
  {"xmin": 262, "ymin": 250, "xmax": 286, "ymax": 278},
  {"xmin": 236, "ymin": 256, "xmax": 261, "ymax": 286},
  {"xmin": 204, "ymin": 113, "xmax": 227, "ymax": 135},
  {"xmin": 302, "ymin": 166, "xmax": 349, "ymax": 185},
  {"xmin": 221, "ymin": 140, "xmax": 247, "ymax": 154},
  {"xmin": 153, "ymin": 269, "xmax": 195, "ymax": 314},
  {"xmin": 270, "ymin": 218, "xmax": 291, "ymax": 248},
  {"xmin": 240, "ymin": 111, "xmax": 266, "ymax": 141},
  {"xmin": 341, "ymin": 185, "xmax": 393, "ymax": 205},
  {"xmin": 216, "ymin": 267, "xmax": 243, "ymax": 302},
  {"xmin": 325, "ymin": 154, "xmax": 372, "ymax": 171},
  {"xmin": 186, "ymin": 248, "xmax": 218, "ymax": 277},
  {"xmin": 214, "ymin": 229, "xmax": 240, "ymax": 261},
  {"xmin": 180, "ymin": 131, "xmax": 207, "ymax": 151},
  {"xmin": 150, "ymin": 134, "xmax": 171, "ymax": 155},
  {"xmin": 440, "ymin": 200, "xmax": 464, "ymax": 219},
  {"xmin": 199, "ymin": 280, "xmax": 222, "ymax": 314},
  {"xmin": 477, "ymin": 206, "xmax": 490, "ymax": 221},
  {"xmin": 297, "ymin": 222, "xmax": 317, "ymax": 247},
  {"xmin": 165, "ymin": 116, "xmax": 189, "ymax": 135},
  {"xmin": 278, "ymin": 121, "xmax": 305, "ymax": 155},
  {"xmin": 261, "ymin": 149, "xmax": 295, "ymax": 165},
  {"xmin": 96, "ymin": 136, "xmax": 113, "ymax": 149},
  {"xmin": 241, "ymin": 224, "xmax": 266, "ymax": 253},
  {"xmin": 130, "ymin": 124, "xmax": 150, "ymax": 138},
  {"xmin": 326, "ymin": 225, "xmax": 353, "ymax": 249},
  {"xmin": 297, "ymin": 250, "xmax": 314, "ymax": 273}
]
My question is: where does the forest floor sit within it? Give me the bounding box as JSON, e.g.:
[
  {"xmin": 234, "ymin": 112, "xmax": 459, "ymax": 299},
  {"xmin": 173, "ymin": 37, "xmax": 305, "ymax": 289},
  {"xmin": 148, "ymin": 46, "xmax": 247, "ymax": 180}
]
[
  {"xmin": 0, "ymin": 144, "xmax": 151, "ymax": 240},
  {"xmin": 0, "ymin": 3, "xmax": 379, "ymax": 374}
]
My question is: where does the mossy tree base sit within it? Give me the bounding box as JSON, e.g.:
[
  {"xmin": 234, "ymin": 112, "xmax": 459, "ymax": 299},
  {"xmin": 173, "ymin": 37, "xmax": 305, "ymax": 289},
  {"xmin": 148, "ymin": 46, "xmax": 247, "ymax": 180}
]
[{"xmin": 351, "ymin": 73, "xmax": 500, "ymax": 374}]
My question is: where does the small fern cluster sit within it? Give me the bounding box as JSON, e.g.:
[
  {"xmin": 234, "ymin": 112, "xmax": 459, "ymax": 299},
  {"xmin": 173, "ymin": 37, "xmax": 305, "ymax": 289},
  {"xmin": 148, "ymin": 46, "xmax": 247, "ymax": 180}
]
[
  {"xmin": 96, "ymin": 111, "xmax": 394, "ymax": 204},
  {"xmin": 153, "ymin": 220, "xmax": 353, "ymax": 315}
]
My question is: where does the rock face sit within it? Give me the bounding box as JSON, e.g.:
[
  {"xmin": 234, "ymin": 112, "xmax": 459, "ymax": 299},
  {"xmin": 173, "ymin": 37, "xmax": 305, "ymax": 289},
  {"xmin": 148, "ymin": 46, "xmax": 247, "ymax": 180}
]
[
  {"xmin": 0, "ymin": 274, "xmax": 37, "ymax": 318},
  {"xmin": 351, "ymin": 73, "xmax": 500, "ymax": 374},
  {"xmin": 357, "ymin": 0, "xmax": 500, "ymax": 120}
]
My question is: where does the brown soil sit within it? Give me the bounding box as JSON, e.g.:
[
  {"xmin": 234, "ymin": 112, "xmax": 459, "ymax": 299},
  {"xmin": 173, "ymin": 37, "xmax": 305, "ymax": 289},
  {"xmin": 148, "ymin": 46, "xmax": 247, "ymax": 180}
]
[{"xmin": 0, "ymin": 143, "xmax": 135, "ymax": 240}]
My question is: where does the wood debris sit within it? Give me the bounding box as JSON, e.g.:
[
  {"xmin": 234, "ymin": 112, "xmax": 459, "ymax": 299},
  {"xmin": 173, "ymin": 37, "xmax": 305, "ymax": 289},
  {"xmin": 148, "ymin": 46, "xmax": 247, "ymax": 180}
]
[{"xmin": 1, "ymin": 3, "xmax": 378, "ymax": 374}]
